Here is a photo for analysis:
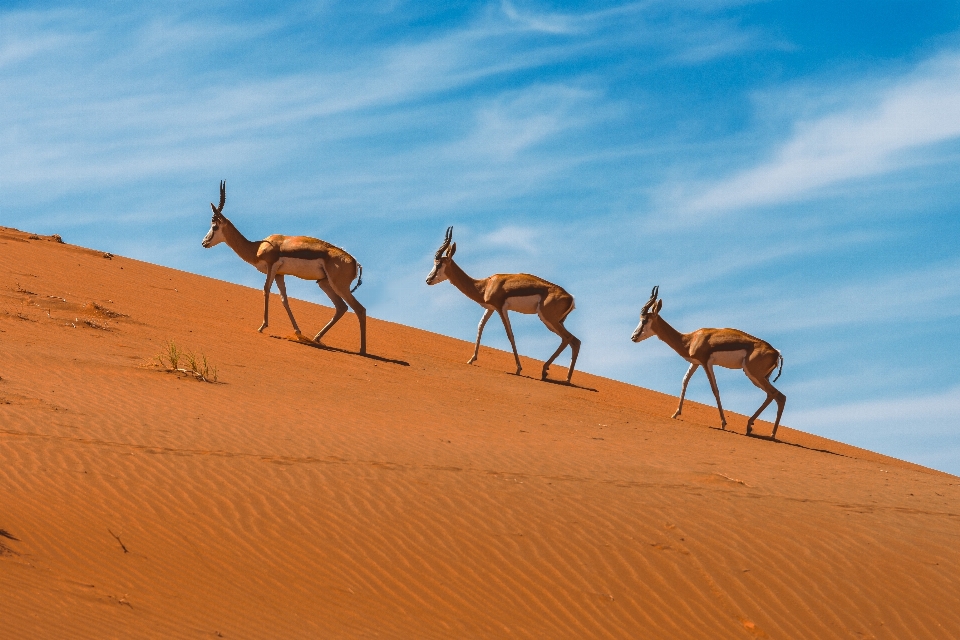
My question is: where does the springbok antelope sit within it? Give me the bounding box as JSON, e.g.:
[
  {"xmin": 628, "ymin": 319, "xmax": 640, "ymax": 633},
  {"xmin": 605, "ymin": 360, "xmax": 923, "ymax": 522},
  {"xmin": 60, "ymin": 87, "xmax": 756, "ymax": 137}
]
[
  {"xmin": 631, "ymin": 286, "xmax": 785, "ymax": 439},
  {"xmin": 426, "ymin": 226, "xmax": 580, "ymax": 383},
  {"xmin": 201, "ymin": 181, "xmax": 366, "ymax": 354}
]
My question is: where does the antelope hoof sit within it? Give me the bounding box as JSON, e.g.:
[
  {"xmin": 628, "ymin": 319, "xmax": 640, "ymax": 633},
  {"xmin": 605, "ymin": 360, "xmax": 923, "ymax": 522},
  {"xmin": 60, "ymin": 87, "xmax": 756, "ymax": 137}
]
[
  {"xmin": 515, "ymin": 366, "xmax": 522, "ymax": 375},
  {"xmin": 745, "ymin": 422, "xmax": 754, "ymax": 436},
  {"xmin": 467, "ymin": 357, "xmax": 477, "ymax": 365},
  {"xmin": 671, "ymin": 411, "xmax": 680, "ymax": 419},
  {"xmin": 257, "ymin": 323, "xmax": 267, "ymax": 333}
]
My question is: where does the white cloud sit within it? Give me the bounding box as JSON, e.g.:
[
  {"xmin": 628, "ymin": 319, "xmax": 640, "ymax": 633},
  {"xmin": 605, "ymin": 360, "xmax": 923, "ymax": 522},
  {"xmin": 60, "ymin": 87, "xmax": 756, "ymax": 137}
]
[
  {"xmin": 479, "ymin": 225, "xmax": 540, "ymax": 254},
  {"xmin": 458, "ymin": 84, "xmax": 595, "ymax": 160},
  {"xmin": 500, "ymin": 0, "xmax": 576, "ymax": 35},
  {"xmin": 660, "ymin": 257, "xmax": 960, "ymax": 338},
  {"xmin": 683, "ymin": 53, "xmax": 960, "ymax": 214},
  {"xmin": 789, "ymin": 386, "xmax": 960, "ymax": 475}
]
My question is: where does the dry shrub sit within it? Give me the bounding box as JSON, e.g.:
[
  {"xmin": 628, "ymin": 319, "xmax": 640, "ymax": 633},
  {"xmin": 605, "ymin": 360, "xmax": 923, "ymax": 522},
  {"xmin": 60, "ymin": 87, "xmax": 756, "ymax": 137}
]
[{"xmin": 152, "ymin": 341, "xmax": 218, "ymax": 383}]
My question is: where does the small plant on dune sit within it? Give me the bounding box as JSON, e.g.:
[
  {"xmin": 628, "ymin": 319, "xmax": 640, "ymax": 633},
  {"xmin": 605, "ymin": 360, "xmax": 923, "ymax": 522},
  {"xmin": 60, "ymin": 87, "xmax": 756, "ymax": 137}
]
[
  {"xmin": 149, "ymin": 340, "xmax": 219, "ymax": 383},
  {"xmin": 183, "ymin": 350, "xmax": 218, "ymax": 383},
  {"xmin": 156, "ymin": 341, "xmax": 181, "ymax": 370}
]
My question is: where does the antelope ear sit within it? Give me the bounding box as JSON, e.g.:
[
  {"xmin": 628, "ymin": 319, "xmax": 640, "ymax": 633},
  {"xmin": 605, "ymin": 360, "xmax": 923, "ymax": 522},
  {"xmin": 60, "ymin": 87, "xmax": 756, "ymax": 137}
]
[
  {"xmin": 654, "ymin": 299, "xmax": 663, "ymax": 314},
  {"xmin": 448, "ymin": 242, "xmax": 457, "ymax": 257},
  {"xmin": 210, "ymin": 203, "xmax": 218, "ymax": 216}
]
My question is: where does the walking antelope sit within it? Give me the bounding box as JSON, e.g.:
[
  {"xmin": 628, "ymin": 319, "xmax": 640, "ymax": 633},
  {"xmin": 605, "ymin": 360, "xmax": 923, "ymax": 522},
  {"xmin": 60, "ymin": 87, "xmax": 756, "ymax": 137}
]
[
  {"xmin": 426, "ymin": 227, "xmax": 580, "ymax": 383},
  {"xmin": 201, "ymin": 181, "xmax": 366, "ymax": 354},
  {"xmin": 631, "ymin": 286, "xmax": 785, "ymax": 439}
]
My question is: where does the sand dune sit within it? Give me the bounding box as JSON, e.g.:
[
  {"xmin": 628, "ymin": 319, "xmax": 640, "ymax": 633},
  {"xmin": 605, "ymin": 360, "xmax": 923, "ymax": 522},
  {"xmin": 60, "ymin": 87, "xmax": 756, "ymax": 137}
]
[{"xmin": 1, "ymin": 226, "xmax": 958, "ymax": 639}]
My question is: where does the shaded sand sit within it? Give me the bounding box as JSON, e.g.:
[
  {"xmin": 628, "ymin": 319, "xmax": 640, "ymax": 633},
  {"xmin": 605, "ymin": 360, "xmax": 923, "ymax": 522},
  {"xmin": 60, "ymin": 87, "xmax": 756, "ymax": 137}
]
[{"xmin": 1, "ymin": 226, "xmax": 958, "ymax": 639}]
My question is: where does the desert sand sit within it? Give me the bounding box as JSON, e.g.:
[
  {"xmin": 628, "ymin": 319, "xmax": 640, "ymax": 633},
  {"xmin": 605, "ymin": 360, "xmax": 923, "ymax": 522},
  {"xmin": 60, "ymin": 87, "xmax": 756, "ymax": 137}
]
[{"xmin": 1, "ymin": 226, "xmax": 958, "ymax": 639}]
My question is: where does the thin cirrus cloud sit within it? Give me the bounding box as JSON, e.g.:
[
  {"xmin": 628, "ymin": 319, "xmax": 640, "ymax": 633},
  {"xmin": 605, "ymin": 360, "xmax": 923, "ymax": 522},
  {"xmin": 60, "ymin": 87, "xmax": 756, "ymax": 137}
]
[
  {"xmin": 0, "ymin": 1, "xmax": 768, "ymax": 212},
  {"xmin": 0, "ymin": 6, "xmax": 600, "ymax": 203},
  {"xmin": 500, "ymin": 0, "xmax": 578, "ymax": 35},
  {"xmin": 459, "ymin": 85, "xmax": 595, "ymax": 161},
  {"xmin": 674, "ymin": 257, "xmax": 960, "ymax": 336},
  {"xmin": 788, "ymin": 385, "xmax": 960, "ymax": 474},
  {"xmin": 682, "ymin": 52, "xmax": 960, "ymax": 215}
]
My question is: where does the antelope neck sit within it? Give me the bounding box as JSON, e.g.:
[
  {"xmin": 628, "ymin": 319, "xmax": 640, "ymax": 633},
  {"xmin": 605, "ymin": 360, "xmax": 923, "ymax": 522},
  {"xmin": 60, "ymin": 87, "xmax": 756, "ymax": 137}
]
[
  {"xmin": 445, "ymin": 259, "xmax": 486, "ymax": 306},
  {"xmin": 220, "ymin": 218, "xmax": 262, "ymax": 266},
  {"xmin": 651, "ymin": 315, "xmax": 690, "ymax": 357}
]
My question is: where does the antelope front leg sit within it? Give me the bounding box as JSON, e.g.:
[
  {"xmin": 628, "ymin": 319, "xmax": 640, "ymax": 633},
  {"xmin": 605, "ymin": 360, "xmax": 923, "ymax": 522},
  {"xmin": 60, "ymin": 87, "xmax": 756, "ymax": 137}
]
[
  {"xmin": 672, "ymin": 363, "xmax": 699, "ymax": 419},
  {"xmin": 258, "ymin": 271, "xmax": 276, "ymax": 333},
  {"xmin": 469, "ymin": 309, "xmax": 494, "ymax": 364},
  {"xmin": 704, "ymin": 364, "xmax": 728, "ymax": 429},
  {"xmin": 274, "ymin": 275, "xmax": 303, "ymax": 337},
  {"xmin": 497, "ymin": 309, "xmax": 522, "ymax": 375}
]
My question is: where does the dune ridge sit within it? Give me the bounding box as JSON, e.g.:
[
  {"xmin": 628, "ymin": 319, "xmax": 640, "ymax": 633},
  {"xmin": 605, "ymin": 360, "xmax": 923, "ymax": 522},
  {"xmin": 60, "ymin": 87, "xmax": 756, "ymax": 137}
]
[{"xmin": 1, "ymin": 226, "xmax": 958, "ymax": 639}]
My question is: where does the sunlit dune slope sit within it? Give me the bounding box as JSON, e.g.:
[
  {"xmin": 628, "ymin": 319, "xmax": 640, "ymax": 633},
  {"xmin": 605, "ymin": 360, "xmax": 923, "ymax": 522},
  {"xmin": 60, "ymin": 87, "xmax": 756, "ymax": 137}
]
[{"xmin": 1, "ymin": 226, "xmax": 958, "ymax": 639}]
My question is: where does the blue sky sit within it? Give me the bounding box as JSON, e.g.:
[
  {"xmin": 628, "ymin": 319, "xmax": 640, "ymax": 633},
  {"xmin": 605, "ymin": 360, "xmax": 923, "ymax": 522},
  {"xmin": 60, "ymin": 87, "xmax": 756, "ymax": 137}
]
[{"xmin": 3, "ymin": 0, "xmax": 960, "ymax": 474}]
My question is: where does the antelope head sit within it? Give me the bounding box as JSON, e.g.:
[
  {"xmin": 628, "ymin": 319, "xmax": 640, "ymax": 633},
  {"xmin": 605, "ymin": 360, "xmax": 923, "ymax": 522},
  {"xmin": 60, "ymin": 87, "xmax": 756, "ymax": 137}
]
[
  {"xmin": 425, "ymin": 226, "xmax": 456, "ymax": 285},
  {"xmin": 201, "ymin": 180, "xmax": 227, "ymax": 248},
  {"xmin": 631, "ymin": 285, "xmax": 662, "ymax": 342}
]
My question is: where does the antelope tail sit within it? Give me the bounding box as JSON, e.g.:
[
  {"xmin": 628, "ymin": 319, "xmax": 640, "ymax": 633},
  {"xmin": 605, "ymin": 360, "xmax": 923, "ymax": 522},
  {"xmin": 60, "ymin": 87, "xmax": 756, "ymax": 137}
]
[
  {"xmin": 351, "ymin": 263, "xmax": 363, "ymax": 293},
  {"xmin": 773, "ymin": 352, "xmax": 784, "ymax": 383}
]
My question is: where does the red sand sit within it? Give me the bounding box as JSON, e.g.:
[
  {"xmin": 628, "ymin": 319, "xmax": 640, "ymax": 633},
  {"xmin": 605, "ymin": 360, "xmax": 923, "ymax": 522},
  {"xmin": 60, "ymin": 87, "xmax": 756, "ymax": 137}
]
[{"xmin": 1, "ymin": 226, "xmax": 958, "ymax": 638}]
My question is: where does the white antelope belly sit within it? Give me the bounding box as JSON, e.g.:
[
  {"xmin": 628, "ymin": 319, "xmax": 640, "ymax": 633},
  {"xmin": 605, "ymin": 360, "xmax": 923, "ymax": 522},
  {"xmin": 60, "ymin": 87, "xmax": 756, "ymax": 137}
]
[
  {"xmin": 275, "ymin": 257, "xmax": 326, "ymax": 280},
  {"xmin": 708, "ymin": 349, "xmax": 747, "ymax": 369},
  {"xmin": 502, "ymin": 294, "xmax": 542, "ymax": 314}
]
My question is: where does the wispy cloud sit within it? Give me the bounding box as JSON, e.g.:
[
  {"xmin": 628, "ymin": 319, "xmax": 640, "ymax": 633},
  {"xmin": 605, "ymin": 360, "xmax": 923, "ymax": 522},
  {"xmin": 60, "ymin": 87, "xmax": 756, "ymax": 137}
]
[
  {"xmin": 789, "ymin": 385, "xmax": 960, "ymax": 475},
  {"xmin": 0, "ymin": 1, "xmax": 772, "ymax": 215},
  {"xmin": 479, "ymin": 224, "xmax": 541, "ymax": 255},
  {"xmin": 459, "ymin": 84, "xmax": 595, "ymax": 160},
  {"xmin": 500, "ymin": 0, "xmax": 577, "ymax": 35},
  {"xmin": 674, "ymin": 257, "xmax": 960, "ymax": 335},
  {"xmin": 680, "ymin": 53, "xmax": 960, "ymax": 215}
]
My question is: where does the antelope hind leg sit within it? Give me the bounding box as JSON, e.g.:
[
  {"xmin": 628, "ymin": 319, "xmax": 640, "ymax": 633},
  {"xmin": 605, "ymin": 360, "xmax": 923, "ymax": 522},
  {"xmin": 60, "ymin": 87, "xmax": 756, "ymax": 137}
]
[{"xmin": 313, "ymin": 278, "xmax": 348, "ymax": 343}]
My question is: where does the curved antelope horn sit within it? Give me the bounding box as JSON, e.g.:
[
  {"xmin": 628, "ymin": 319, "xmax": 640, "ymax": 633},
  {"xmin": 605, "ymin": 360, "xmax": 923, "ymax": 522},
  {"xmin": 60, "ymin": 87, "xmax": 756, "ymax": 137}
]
[
  {"xmin": 435, "ymin": 226, "xmax": 453, "ymax": 260},
  {"xmin": 641, "ymin": 285, "xmax": 659, "ymax": 314},
  {"xmin": 211, "ymin": 180, "xmax": 226, "ymax": 217}
]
